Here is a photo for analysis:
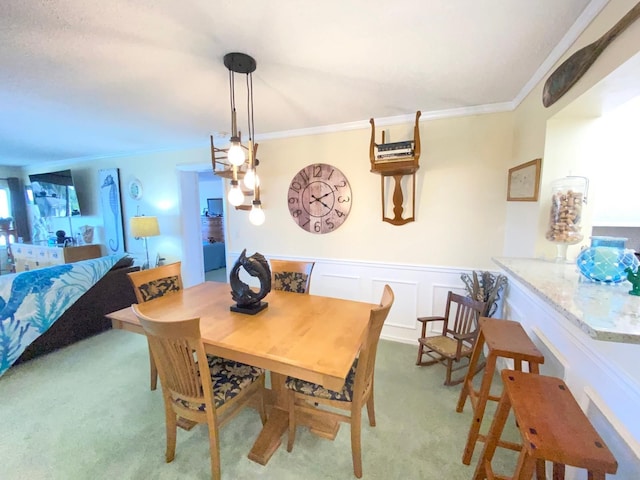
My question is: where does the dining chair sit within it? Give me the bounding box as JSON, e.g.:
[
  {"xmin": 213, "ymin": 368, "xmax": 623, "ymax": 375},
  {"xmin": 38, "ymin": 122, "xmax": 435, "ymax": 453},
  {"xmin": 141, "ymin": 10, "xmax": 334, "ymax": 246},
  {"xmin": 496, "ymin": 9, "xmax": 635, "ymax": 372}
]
[
  {"xmin": 285, "ymin": 284, "xmax": 394, "ymax": 478},
  {"xmin": 270, "ymin": 259, "xmax": 315, "ymax": 293},
  {"xmin": 127, "ymin": 261, "xmax": 183, "ymax": 303},
  {"xmin": 415, "ymin": 291, "xmax": 486, "ymax": 386},
  {"xmin": 131, "ymin": 304, "xmax": 267, "ymax": 480},
  {"xmin": 127, "ymin": 262, "xmax": 184, "ymax": 390}
]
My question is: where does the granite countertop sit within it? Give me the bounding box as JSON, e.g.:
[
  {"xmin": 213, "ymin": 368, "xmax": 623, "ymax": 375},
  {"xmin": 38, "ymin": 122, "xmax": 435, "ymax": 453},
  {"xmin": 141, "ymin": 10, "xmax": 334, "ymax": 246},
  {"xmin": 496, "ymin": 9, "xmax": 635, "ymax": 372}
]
[{"xmin": 493, "ymin": 257, "xmax": 640, "ymax": 344}]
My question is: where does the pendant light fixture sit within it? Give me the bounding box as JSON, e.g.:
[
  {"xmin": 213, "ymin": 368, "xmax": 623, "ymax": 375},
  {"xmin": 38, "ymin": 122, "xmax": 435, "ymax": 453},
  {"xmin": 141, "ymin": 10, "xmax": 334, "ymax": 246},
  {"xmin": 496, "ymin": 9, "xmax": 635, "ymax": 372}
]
[{"xmin": 210, "ymin": 52, "xmax": 264, "ymax": 225}]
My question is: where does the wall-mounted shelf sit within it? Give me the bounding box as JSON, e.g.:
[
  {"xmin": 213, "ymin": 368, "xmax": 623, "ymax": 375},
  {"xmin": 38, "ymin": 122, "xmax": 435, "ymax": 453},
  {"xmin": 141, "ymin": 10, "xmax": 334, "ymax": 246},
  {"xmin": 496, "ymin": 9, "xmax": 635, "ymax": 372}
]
[{"xmin": 369, "ymin": 111, "xmax": 421, "ymax": 225}]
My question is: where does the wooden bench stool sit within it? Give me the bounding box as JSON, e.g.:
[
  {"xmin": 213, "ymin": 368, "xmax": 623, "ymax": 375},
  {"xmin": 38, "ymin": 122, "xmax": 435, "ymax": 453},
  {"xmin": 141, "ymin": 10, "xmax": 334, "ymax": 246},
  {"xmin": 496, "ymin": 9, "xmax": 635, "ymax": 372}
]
[
  {"xmin": 473, "ymin": 369, "xmax": 617, "ymax": 480},
  {"xmin": 456, "ymin": 318, "xmax": 544, "ymax": 465}
]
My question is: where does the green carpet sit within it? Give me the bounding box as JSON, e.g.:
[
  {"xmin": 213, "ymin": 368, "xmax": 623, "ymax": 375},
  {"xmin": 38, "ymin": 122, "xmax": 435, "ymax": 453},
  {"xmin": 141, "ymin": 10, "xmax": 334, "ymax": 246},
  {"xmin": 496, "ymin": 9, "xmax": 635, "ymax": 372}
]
[{"xmin": 0, "ymin": 330, "xmax": 519, "ymax": 479}]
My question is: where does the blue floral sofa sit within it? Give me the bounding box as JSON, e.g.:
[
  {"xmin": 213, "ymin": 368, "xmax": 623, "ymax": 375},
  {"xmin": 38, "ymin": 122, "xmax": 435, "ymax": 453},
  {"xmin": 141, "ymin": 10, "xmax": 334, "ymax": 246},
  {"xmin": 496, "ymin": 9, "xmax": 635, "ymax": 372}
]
[{"xmin": 0, "ymin": 254, "xmax": 139, "ymax": 376}]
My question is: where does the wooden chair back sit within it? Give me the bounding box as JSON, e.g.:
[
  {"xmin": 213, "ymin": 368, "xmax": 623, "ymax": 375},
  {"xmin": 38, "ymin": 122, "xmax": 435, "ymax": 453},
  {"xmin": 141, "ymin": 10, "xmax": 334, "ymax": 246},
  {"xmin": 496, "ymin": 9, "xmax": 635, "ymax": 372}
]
[
  {"xmin": 270, "ymin": 259, "xmax": 315, "ymax": 293},
  {"xmin": 285, "ymin": 284, "xmax": 395, "ymax": 478},
  {"xmin": 352, "ymin": 284, "xmax": 394, "ymax": 404},
  {"xmin": 132, "ymin": 303, "xmax": 266, "ymax": 480},
  {"xmin": 416, "ymin": 291, "xmax": 487, "ymax": 385},
  {"xmin": 132, "ymin": 304, "xmax": 213, "ymax": 411},
  {"xmin": 444, "ymin": 291, "xmax": 485, "ymax": 339},
  {"xmin": 127, "ymin": 262, "xmax": 183, "ymax": 303},
  {"xmin": 127, "ymin": 261, "xmax": 183, "ymax": 391}
]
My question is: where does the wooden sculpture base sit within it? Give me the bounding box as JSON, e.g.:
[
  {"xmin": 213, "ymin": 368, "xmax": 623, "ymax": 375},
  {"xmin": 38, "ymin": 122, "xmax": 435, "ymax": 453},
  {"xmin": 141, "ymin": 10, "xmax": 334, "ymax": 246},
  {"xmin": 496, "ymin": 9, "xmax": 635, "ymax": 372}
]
[{"xmin": 230, "ymin": 301, "xmax": 268, "ymax": 315}]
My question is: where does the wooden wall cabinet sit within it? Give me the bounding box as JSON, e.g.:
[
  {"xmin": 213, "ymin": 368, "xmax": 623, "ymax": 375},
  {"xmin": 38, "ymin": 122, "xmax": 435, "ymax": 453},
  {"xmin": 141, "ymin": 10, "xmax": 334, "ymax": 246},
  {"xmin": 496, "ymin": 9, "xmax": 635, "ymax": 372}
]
[
  {"xmin": 369, "ymin": 111, "xmax": 421, "ymax": 225},
  {"xmin": 201, "ymin": 216, "xmax": 224, "ymax": 243},
  {"xmin": 11, "ymin": 243, "xmax": 102, "ymax": 272}
]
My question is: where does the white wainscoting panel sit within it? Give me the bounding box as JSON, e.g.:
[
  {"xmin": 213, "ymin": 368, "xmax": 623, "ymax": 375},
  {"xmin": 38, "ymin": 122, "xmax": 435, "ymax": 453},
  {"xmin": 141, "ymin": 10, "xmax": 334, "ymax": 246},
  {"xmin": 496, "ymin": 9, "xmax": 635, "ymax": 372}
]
[
  {"xmin": 227, "ymin": 251, "xmax": 484, "ymax": 345},
  {"xmin": 316, "ymin": 273, "xmax": 361, "ymax": 301},
  {"xmin": 371, "ymin": 278, "xmax": 417, "ymax": 329},
  {"xmin": 530, "ymin": 327, "xmax": 567, "ymax": 380},
  {"xmin": 585, "ymin": 389, "xmax": 640, "ymax": 479}
]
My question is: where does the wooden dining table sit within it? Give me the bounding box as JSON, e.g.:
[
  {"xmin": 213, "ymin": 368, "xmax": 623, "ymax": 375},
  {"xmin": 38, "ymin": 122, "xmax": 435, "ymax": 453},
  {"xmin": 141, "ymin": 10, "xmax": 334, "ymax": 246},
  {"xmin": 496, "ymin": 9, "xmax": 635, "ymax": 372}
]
[{"xmin": 106, "ymin": 281, "xmax": 374, "ymax": 465}]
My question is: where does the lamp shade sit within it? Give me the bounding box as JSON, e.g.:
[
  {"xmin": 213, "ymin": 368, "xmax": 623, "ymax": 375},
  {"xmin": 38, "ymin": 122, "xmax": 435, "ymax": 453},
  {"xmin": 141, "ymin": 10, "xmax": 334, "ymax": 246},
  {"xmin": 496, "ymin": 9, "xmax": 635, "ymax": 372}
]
[{"xmin": 130, "ymin": 216, "xmax": 160, "ymax": 238}]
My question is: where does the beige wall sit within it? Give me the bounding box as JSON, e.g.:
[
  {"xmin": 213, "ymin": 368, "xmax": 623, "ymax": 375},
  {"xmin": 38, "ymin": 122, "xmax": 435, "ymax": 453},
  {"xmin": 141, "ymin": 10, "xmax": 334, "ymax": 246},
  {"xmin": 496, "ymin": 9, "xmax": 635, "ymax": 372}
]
[
  {"xmin": 21, "ymin": 148, "xmax": 210, "ymax": 264},
  {"xmin": 19, "ymin": 111, "xmax": 513, "ymax": 272},
  {"xmin": 507, "ymin": 0, "xmax": 640, "ymax": 259},
  {"xmin": 0, "ymin": 166, "xmax": 24, "ymax": 178},
  {"xmin": 225, "ymin": 112, "xmax": 513, "ymax": 270},
  {"xmin": 14, "ymin": 0, "xmax": 640, "ymax": 272}
]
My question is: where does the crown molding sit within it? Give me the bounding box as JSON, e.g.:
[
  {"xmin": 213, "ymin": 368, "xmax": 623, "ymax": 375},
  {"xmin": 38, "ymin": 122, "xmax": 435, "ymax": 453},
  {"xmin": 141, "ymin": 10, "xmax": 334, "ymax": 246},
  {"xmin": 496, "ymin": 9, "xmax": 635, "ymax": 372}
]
[
  {"xmin": 512, "ymin": 0, "xmax": 609, "ymax": 107},
  {"xmin": 256, "ymin": 101, "xmax": 515, "ymax": 143}
]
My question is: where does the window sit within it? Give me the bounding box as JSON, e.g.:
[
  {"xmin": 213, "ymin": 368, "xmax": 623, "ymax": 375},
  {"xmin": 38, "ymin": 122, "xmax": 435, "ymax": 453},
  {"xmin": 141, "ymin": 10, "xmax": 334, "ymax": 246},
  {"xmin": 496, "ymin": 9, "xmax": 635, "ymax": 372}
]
[
  {"xmin": 0, "ymin": 187, "xmax": 12, "ymax": 246},
  {"xmin": 0, "ymin": 188, "xmax": 10, "ymax": 218}
]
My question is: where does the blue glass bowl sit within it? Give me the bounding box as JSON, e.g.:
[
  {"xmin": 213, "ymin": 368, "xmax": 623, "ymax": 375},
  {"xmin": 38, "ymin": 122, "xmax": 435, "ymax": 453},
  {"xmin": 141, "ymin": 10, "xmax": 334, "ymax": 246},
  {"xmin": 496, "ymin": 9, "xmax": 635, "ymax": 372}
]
[{"xmin": 576, "ymin": 246, "xmax": 639, "ymax": 283}]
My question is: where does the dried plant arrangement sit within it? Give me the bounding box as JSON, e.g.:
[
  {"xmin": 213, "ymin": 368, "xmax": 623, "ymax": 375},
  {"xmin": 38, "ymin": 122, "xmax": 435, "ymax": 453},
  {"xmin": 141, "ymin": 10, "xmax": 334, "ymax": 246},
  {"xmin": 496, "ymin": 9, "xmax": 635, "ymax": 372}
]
[{"xmin": 460, "ymin": 270, "xmax": 508, "ymax": 317}]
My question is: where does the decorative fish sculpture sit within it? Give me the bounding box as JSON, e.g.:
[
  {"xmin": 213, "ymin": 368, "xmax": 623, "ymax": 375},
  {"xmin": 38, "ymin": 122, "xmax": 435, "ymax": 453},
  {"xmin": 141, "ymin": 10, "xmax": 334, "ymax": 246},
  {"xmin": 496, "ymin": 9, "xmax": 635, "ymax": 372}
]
[{"xmin": 229, "ymin": 249, "xmax": 271, "ymax": 308}]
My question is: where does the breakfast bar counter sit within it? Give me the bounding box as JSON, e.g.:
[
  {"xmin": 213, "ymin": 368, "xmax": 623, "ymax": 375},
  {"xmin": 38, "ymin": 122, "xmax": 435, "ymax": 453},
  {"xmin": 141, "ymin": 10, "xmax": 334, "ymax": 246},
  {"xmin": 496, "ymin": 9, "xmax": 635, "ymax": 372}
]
[
  {"xmin": 493, "ymin": 257, "xmax": 640, "ymax": 344},
  {"xmin": 492, "ymin": 257, "xmax": 640, "ymax": 476}
]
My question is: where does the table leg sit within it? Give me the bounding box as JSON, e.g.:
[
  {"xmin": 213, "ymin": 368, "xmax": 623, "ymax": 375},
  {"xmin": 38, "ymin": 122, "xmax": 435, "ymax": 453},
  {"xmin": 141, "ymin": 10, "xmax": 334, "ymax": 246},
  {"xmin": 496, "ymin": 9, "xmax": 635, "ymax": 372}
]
[
  {"xmin": 246, "ymin": 372, "xmax": 342, "ymax": 464},
  {"xmin": 247, "ymin": 372, "xmax": 288, "ymax": 465}
]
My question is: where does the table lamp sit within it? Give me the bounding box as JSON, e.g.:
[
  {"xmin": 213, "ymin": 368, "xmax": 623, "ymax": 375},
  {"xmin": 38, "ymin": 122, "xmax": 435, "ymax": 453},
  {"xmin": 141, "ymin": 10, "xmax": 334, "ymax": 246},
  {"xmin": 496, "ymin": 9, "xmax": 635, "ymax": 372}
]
[{"xmin": 130, "ymin": 215, "xmax": 160, "ymax": 270}]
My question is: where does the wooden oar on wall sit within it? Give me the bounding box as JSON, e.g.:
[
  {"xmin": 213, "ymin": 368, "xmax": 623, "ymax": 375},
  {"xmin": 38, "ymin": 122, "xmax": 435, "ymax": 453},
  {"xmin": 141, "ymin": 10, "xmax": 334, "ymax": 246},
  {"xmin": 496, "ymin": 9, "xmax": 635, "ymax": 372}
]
[{"xmin": 542, "ymin": 2, "xmax": 640, "ymax": 108}]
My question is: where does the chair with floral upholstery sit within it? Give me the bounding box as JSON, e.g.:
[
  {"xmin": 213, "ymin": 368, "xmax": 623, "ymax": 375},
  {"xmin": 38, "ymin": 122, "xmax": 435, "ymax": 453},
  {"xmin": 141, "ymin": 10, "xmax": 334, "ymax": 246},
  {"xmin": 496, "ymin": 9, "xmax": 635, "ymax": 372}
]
[
  {"xmin": 270, "ymin": 259, "xmax": 315, "ymax": 294},
  {"xmin": 285, "ymin": 285, "xmax": 394, "ymax": 478},
  {"xmin": 127, "ymin": 262, "xmax": 183, "ymax": 303},
  {"xmin": 131, "ymin": 304, "xmax": 266, "ymax": 480},
  {"xmin": 127, "ymin": 262, "xmax": 184, "ymax": 390}
]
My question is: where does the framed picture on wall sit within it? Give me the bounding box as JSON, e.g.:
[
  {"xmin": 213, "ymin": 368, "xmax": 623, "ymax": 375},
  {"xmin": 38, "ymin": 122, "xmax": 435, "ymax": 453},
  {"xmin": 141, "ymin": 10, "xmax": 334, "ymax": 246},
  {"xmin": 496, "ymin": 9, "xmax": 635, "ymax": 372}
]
[
  {"xmin": 507, "ymin": 158, "xmax": 542, "ymax": 202},
  {"xmin": 98, "ymin": 168, "xmax": 126, "ymax": 254}
]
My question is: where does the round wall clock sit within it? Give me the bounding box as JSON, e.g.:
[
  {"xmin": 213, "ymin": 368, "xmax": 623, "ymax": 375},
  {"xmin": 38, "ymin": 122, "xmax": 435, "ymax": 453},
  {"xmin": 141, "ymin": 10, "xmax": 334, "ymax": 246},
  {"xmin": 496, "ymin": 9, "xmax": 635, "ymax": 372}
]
[{"xmin": 287, "ymin": 163, "xmax": 352, "ymax": 234}]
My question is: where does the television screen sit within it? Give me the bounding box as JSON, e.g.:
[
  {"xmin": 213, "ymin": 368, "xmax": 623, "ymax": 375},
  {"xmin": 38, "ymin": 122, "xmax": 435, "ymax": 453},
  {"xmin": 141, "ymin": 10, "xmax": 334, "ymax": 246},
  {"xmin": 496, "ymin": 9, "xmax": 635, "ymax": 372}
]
[
  {"xmin": 29, "ymin": 169, "xmax": 82, "ymax": 217},
  {"xmin": 207, "ymin": 198, "xmax": 224, "ymax": 216}
]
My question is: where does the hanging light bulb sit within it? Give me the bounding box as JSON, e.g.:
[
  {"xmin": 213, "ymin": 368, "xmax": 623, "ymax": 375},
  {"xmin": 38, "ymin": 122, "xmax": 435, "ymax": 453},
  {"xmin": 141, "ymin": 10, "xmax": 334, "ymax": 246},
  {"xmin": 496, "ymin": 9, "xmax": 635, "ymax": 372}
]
[
  {"xmin": 249, "ymin": 200, "xmax": 265, "ymax": 226},
  {"xmin": 243, "ymin": 168, "xmax": 260, "ymax": 189},
  {"xmin": 221, "ymin": 52, "xmax": 266, "ymax": 217},
  {"xmin": 227, "ymin": 180, "xmax": 244, "ymax": 206},
  {"xmin": 228, "ymin": 139, "xmax": 245, "ymax": 166}
]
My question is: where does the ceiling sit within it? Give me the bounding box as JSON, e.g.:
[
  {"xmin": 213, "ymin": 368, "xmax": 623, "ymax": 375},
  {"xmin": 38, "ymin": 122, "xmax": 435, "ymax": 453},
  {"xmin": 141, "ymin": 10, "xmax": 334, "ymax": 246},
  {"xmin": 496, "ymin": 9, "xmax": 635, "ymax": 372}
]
[{"xmin": 0, "ymin": 0, "xmax": 605, "ymax": 167}]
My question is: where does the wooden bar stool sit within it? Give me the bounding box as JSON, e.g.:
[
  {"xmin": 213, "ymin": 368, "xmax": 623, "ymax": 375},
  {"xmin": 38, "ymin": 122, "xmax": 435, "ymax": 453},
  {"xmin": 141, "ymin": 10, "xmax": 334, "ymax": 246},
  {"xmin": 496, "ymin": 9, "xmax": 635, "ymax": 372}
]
[
  {"xmin": 456, "ymin": 318, "xmax": 544, "ymax": 465},
  {"xmin": 473, "ymin": 369, "xmax": 617, "ymax": 480}
]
